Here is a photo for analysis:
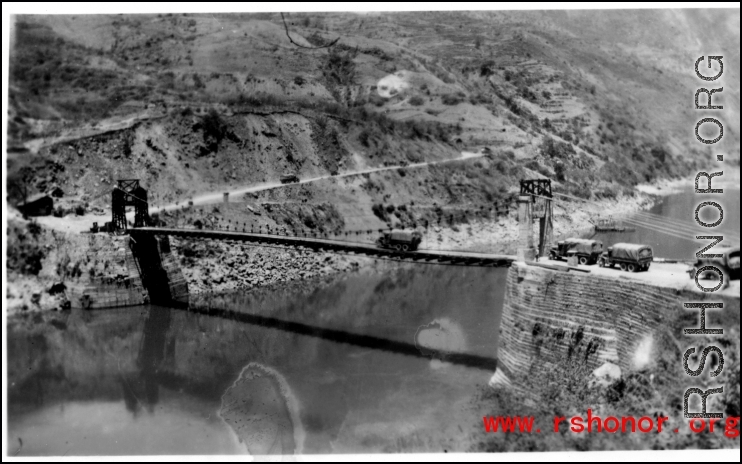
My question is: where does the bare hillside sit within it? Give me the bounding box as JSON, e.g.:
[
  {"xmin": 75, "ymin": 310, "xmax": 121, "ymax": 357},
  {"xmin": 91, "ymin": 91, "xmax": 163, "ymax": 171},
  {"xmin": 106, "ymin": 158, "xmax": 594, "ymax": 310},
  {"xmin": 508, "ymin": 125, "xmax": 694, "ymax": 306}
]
[{"xmin": 6, "ymin": 9, "xmax": 739, "ymax": 230}]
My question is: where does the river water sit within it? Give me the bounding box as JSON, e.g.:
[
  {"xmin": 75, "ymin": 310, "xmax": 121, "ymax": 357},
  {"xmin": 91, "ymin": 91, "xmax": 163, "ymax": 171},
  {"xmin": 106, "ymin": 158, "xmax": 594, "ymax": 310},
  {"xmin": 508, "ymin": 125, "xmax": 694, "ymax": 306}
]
[
  {"xmin": 7, "ymin": 264, "xmax": 507, "ymax": 455},
  {"xmin": 7, "ymin": 187, "xmax": 739, "ymax": 456},
  {"xmin": 590, "ymin": 188, "xmax": 740, "ymax": 260}
]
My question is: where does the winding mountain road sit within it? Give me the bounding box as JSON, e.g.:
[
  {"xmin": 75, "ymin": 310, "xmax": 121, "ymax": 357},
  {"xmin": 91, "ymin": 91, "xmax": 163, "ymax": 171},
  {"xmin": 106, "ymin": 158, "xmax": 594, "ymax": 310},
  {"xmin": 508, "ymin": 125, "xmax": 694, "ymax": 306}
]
[{"xmin": 144, "ymin": 150, "xmax": 485, "ymax": 215}]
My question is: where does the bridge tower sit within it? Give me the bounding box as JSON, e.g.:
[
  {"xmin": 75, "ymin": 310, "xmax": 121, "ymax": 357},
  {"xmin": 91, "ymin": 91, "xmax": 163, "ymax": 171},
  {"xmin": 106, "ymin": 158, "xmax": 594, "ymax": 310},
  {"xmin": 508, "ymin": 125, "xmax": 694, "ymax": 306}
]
[
  {"xmin": 517, "ymin": 179, "xmax": 553, "ymax": 261},
  {"xmin": 112, "ymin": 179, "xmax": 150, "ymax": 231}
]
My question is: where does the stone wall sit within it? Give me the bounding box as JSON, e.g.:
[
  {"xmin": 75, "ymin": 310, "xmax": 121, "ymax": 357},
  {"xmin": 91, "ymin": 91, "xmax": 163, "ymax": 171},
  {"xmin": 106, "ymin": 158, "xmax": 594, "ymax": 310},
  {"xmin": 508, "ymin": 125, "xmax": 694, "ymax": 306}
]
[
  {"xmin": 43, "ymin": 231, "xmax": 188, "ymax": 310},
  {"xmin": 65, "ymin": 236, "xmax": 148, "ymax": 309},
  {"xmin": 496, "ymin": 262, "xmax": 740, "ymax": 387}
]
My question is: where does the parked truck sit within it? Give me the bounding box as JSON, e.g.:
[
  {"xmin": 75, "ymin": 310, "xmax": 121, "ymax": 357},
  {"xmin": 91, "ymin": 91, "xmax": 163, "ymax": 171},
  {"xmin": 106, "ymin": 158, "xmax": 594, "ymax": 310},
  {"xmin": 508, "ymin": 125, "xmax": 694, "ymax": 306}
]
[
  {"xmin": 689, "ymin": 244, "xmax": 740, "ymax": 283},
  {"xmin": 548, "ymin": 238, "xmax": 604, "ymax": 265},
  {"xmin": 598, "ymin": 243, "xmax": 653, "ymax": 272},
  {"xmin": 376, "ymin": 229, "xmax": 423, "ymax": 252},
  {"xmin": 280, "ymin": 174, "xmax": 300, "ymax": 184}
]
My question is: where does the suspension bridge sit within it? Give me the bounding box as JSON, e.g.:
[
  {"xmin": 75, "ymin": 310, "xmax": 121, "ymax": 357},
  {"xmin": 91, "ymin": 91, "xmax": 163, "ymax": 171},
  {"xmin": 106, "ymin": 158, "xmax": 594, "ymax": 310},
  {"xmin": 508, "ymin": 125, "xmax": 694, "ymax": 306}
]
[
  {"xmin": 129, "ymin": 226, "xmax": 517, "ymax": 267},
  {"xmin": 110, "ymin": 177, "xmax": 740, "ymax": 272}
]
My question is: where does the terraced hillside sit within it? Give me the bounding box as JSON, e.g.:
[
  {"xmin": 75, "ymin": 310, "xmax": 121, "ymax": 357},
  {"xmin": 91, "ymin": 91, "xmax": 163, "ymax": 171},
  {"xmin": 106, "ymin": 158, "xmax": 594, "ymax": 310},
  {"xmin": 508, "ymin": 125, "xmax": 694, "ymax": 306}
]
[{"xmin": 7, "ymin": 9, "xmax": 740, "ymax": 233}]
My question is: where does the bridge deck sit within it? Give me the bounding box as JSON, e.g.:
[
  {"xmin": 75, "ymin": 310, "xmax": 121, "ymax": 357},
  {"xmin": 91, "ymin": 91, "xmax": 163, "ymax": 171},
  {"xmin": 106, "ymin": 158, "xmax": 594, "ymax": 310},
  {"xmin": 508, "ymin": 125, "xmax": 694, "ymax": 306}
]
[{"xmin": 130, "ymin": 227, "xmax": 516, "ymax": 267}]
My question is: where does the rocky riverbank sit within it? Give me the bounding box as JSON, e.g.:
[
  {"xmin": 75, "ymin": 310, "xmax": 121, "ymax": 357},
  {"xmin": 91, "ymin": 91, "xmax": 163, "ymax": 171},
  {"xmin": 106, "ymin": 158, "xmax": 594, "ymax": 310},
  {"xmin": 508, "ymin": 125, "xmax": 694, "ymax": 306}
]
[
  {"xmin": 6, "ymin": 212, "xmax": 143, "ymax": 315},
  {"xmin": 5, "ymin": 172, "xmax": 693, "ymax": 310},
  {"xmin": 170, "ymin": 236, "xmax": 374, "ymax": 296},
  {"xmin": 421, "ymin": 190, "xmax": 658, "ymax": 253}
]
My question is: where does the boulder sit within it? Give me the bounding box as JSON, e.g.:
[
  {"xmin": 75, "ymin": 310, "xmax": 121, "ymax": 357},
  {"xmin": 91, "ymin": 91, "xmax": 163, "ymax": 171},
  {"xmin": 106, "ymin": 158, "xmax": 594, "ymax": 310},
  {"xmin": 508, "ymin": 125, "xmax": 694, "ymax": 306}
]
[{"xmin": 592, "ymin": 362, "xmax": 622, "ymax": 387}]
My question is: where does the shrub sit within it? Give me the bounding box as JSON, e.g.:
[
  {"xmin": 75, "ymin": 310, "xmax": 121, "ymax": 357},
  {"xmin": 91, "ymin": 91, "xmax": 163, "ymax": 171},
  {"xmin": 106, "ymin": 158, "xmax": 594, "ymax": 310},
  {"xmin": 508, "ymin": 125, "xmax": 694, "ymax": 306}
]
[
  {"xmin": 371, "ymin": 203, "xmax": 387, "ymax": 221},
  {"xmin": 359, "ymin": 128, "xmax": 372, "ymax": 147},
  {"xmin": 368, "ymin": 93, "xmax": 386, "ymax": 107},
  {"xmin": 192, "ymin": 73, "xmax": 205, "ymax": 89},
  {"xmin": 470, "ymin": 93, "xmax": 492, "ymax": 105},
  {"xmin": 293, "ymin": 75, "xmax": 306, "ymax": 86},
  {"xmin": 442, "ymin": 92, "xmax": 465, "ymax": 105},
  {"xmin": 198, "ymin": 109, "xmax": 229, "ymax": 152},
  {"xmin": 323, "ymin": 48, "xmax": 357, "ymax": 86},
  {"xmin": 27, "ymin": 220, "xmax": 42, "ymax": 237},
  {"xmin": 25, "ymin": 248, "xmax": 44, "ymax": 275},
  {"xmin": 480, "ymin": 61, "xmax": 495, "ymax": 77},
  {"xmin": 553, "ymin": 161, "xmax": 566, "ymax": 181},
  {"xmin": 526, "ymin": 160, "xmax": 551, "ymax": 177},
  {"xmin": 409, "ymin": 95, "xmax": 425, "ymax": 106},
  {"xmin": 180, "ymin": 241, "xmax": 198, "ymax": 257},
  {"xmin": 540, "ymin": 136, "xmax": 575, "ymax": 161}
]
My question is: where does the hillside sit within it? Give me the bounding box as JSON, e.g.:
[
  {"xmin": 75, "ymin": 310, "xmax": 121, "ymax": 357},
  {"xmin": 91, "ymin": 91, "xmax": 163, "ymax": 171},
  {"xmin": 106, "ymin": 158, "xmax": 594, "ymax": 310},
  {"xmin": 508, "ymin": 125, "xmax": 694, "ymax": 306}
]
[{"xmin": 6, "ymin": 9, "xmax": 740, "ymax": 233}]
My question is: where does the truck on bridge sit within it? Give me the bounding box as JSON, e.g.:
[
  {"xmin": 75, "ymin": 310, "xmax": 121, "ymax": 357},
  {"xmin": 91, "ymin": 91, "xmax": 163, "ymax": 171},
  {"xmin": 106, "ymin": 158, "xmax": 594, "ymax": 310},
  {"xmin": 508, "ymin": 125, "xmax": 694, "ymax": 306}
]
[
  {"xmin": 376, "ymin": 229, "xmax": 423, "ymax": 252},
  {"xmin": 598, "ymin": 243, "xmax": 653, "ymax": 272},
  {"xmin": 548, "ymin": 238, "xmax": 604, "ymax": 265}
]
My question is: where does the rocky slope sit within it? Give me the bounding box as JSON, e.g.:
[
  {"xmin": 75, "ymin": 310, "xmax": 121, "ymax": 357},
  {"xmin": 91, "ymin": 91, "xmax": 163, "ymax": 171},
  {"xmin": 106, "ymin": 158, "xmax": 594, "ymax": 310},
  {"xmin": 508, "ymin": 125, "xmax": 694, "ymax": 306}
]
[
  {"xmin": 171, "ymin": 236, "xmax": 371, "ymax": 296},
  {"xmin": 9, "ymin": 10, "xmax": 738, "ymax": 235}
]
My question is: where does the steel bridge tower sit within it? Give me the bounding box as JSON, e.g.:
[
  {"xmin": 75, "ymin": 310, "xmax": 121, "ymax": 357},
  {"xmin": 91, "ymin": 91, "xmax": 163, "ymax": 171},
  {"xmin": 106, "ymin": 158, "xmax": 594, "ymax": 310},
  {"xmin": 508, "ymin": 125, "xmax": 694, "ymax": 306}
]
[
  {"xmin": 517, "ymin": 179, "xmax": 554, "ymax": 261},
  {"xmin": 112, "ymin": 179, "xmax": 150, "ymax": 231}
]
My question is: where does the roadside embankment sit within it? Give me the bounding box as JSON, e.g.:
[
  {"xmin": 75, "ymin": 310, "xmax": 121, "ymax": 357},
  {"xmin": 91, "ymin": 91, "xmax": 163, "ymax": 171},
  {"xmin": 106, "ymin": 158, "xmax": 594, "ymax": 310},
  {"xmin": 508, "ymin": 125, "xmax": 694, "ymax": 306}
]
[
  {"xmin": 495, "ymin": 261, "xmax": 740, "ymax": 414},
  {"xmin": 6, "ymin": 215, "xmax": 148, "ymax": 314}
]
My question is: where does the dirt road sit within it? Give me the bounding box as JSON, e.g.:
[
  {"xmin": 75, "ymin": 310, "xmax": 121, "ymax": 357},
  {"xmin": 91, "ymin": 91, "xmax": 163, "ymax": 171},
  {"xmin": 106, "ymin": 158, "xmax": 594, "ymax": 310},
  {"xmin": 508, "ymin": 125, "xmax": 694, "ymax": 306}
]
[
  {"xmin": 145, "ymin": 150, "xmax": 485, "ymax": 215},
  {"xmin": 28, "ymin": 150, "xmax": 484, "ymax": 234},
  {"xmin": 22, "ymin": 110, "xmax": 168, "ymax": 155},
  {"xmin": 531, "ymin": 260, "xmax": 740, "ymax": 298}
]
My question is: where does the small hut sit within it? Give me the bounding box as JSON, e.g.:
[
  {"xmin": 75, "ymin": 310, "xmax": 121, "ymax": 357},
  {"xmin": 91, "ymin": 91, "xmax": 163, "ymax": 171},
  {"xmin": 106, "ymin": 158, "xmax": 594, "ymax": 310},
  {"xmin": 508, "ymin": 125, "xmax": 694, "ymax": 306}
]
[{"xmin": 19, "ymin": 193, "xmax": 53, "ymax": 216}]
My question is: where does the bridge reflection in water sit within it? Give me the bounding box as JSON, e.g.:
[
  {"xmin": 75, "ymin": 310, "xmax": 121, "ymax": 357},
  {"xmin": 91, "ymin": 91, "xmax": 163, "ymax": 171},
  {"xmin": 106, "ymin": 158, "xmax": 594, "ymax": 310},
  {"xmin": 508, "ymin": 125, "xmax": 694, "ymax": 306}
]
[
  {"xmin": 8, "ymin": 263, "xmax": 507, "ymax": 455},
  {"xmin": 184, "ymin": 304, "xmax": 499, "ymax": 371},
  {"xmin": 120, "ymin": 301, "xmax": 498, "ymax": 420}
]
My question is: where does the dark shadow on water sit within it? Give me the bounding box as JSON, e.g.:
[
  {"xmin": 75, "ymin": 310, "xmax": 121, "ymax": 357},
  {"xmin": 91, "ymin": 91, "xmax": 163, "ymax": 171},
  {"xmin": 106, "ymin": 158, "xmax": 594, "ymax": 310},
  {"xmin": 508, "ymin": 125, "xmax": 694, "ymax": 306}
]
[{"xmin": 183, "ymin": 305, "xmax": 499, "ymax": 372}]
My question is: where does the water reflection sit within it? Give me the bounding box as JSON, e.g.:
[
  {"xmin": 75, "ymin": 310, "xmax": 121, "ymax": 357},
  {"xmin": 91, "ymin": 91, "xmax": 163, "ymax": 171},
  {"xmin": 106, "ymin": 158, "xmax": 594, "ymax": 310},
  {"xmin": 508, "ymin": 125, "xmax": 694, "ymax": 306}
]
[
  {"xmin": 186, "ymin": 304, "xmax": 498, "ymax": 371},
  {"xmin": 121, "ymin": 307, "xmax": 173, "ymax": 416},
  {"xmin": 8, "ymin": 264, "xmax": 507, "ymax": 455}
]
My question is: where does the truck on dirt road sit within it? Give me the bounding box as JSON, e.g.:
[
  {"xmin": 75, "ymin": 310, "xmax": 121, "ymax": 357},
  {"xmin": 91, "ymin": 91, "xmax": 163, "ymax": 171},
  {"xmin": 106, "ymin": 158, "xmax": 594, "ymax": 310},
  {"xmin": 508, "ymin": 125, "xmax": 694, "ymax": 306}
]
[
  {"xmin": 376, "ymin": 229, "xmax": 423, "ymax": 252},
  {"xmin": 598, "ymin": 242, "xmax": 653, "ymax": 272},
  {"xmin": 689, "ymin": 244, "xmax": 740, "ymax": 284},
  {"xmin": 548, "ymin": 238, "xmax": 604, "ymax": 265},
  {"xmin": 280, "ymin": 174, "xmax": 300, "ymax": 184}
]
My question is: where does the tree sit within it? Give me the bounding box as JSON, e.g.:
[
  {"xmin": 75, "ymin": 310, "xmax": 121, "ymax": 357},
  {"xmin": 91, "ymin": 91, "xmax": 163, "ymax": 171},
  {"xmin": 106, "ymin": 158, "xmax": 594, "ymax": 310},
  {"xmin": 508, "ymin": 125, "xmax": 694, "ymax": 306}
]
[
  {"xmin": 324, "ymin": 48, "xmax": 357, "ymax": 86},
  {"xmin": 197, "ymin": 109, "xmax": 229, "ymax": 154},
  {"xmin": 480, "ymin": 60, "xmax": 495, "ymax": 77},
  {"xmin": 9, "ymin": 166, "xmax": 35, "ymax": 211},
  {"xmin": 554, "ymin": 161, "xmax": 566, "ymax": 181}
]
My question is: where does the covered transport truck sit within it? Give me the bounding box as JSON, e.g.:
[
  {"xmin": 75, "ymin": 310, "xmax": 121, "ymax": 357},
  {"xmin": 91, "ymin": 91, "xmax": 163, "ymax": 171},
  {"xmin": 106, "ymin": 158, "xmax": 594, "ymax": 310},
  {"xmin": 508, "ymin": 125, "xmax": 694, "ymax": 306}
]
[
  {"xmin": 548, "ymin": 238, "xmax": 604, "ymax": 265},
  {"xmin": 376, "ymin": 229, "xmax": 423, "ymax": 252},
  {"xmin": 690, "ymin": 245, "xmax": 740, "ymax": 283},
  {"xmin": 280, "ymin": 174, "xmax": 300, "ymax": 184},
  {"xmin": 598, "ymin": 243, "xmax": 653, "ymax": 272}
]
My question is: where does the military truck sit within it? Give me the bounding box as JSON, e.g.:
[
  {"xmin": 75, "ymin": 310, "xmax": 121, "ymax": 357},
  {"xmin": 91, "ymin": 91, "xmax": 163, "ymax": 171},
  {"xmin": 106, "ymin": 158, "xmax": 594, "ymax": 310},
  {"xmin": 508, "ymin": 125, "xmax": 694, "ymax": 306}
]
[
  {"xmin": 280, "ymin": 174, "xmax": 300, "ymax": 184},
  {"xmin": 548, "ymin": 238, "xmax": 604, "ymax": 265},
  {"xmin": 376, "ymin": 229, "xmax": 423, "ymax": 252},
  {"xmin": 690, "ymin": 244, "xmax": 740, "ymax": 283},
  {"xmin": 598, "ymin": 243, "xmax": 653, "ymax": 272}
]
